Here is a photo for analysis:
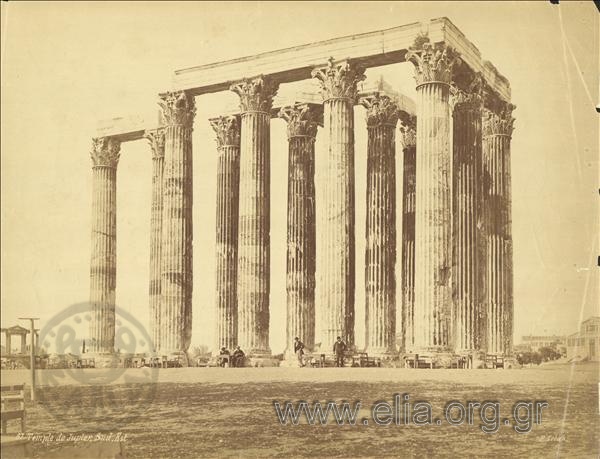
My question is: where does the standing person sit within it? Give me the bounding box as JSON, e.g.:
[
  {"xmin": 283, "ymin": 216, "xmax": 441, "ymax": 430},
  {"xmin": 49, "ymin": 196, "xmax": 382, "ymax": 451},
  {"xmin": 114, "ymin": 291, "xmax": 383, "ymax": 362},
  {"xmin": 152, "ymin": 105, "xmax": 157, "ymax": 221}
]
[
  {"xmin": 294, "ymin": 337, "xmax": 305, "ymax": 367},
  {"xmin": 219, "ymin": 346, "xmax": 230, "ymax": 367},
  {"xmin": 333, "ymin": 336, "xmax": 347, "ymax": 367}
]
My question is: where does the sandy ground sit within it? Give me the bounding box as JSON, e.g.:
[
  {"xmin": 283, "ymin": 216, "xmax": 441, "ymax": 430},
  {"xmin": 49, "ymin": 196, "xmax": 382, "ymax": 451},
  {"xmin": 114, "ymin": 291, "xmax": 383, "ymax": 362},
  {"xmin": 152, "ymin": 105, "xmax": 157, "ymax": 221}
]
[{"xmin": 1, "ymin": 363, "xmax": 597, "ymax": 458}]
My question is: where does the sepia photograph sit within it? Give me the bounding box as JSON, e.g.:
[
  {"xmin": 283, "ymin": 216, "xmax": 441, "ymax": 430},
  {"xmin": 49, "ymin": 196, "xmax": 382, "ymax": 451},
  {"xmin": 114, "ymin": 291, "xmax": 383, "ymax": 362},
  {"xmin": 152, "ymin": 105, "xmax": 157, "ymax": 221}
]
[{"xmin": 1, "ymin": 1, "xmax": 598, "ymax": 457}]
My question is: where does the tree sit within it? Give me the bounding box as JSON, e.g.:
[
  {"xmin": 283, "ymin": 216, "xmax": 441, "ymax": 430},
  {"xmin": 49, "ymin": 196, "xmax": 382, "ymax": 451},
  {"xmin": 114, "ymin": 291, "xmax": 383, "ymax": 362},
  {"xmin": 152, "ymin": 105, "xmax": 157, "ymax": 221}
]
[
  {"xmin": 539, "ymin": 346, "xmax": 561, "ymax": 362},
  {"xmin": 190, "ymin": 345, "xmax": 210, "ymax": 359}
]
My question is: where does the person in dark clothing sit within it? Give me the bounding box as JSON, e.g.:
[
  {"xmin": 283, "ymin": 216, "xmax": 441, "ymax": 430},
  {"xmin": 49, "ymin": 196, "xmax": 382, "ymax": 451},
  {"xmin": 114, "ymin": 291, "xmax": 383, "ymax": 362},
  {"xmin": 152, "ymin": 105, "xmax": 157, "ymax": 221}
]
[
  {"xmin": 294, "ymin": 337, "xmax": 305, "ymax": 367},
  {"xmin": 333, "ymin": 336, "xmax": 347, "ymax": 367},
  {"xmin": 219, "ymin": 346, "xmax": 230, "ymax": 367},
  {"xmin": 231, "ymin": 346, "xmax": 245, "ymax": 368}
]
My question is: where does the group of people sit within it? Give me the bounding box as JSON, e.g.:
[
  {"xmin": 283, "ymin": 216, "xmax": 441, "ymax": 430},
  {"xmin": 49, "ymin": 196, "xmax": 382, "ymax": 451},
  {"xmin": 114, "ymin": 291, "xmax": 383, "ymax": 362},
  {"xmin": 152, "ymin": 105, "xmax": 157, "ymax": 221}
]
[
  {"xmin": 218, "ymin": 345, "xmax": 245, "ymax": 368},
  {"xmin": 217, "ymin": 336, "xmax": 349, "ymax": 368},
  {"xmin": 294, "ymin": 336, "xmax": 348, "ymax": 367}
]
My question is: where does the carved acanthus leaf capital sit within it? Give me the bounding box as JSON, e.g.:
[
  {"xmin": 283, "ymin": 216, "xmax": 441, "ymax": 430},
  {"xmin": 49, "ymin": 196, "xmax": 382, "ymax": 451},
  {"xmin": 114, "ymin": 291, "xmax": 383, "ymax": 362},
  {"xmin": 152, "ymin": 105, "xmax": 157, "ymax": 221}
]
[
  {"xmin": 210, "ymin": 115, "xmax": 241, "ymax": 148},
  {"xmin": 278, "ymin": 104, "xmax": 322, "ymax": 139},
  {"xmin": 451, "ymin": 89, "xmax": 483, "ymax": 113},
  {"xmin": 91, "ymin": 137, "xmax": 121, "ymax": 168},
  {"xmin": 399, "ymin": 115, "xmax": 417, "ymax": 150},
  {"xmin": 482, "ymin": 106, "xmax": 515, "ymax": 137},
  {"xmin": 359, "ymin": 93, "xmax": 400, "ymax": 128},
  {"xmin": 405, "ymin": 34, "xmax": 457, "ymax": 87},
  {"xmin": 158, "ymin": 91, "xmax": 196, "ymax": 128},
  {"xmin": 311, "ymin": 58, "xmax": 366, "ymax": 102},
  {"xmin": 450, "ymin": 72, "xmax": 484, "ymax": 112},
  {"xmin": 230, "ymin": 76, "xmax": 279, "ymax": 113},
  {"xmin": 144, "ymin": 128, "xmax": 166, "ymax": 159}
]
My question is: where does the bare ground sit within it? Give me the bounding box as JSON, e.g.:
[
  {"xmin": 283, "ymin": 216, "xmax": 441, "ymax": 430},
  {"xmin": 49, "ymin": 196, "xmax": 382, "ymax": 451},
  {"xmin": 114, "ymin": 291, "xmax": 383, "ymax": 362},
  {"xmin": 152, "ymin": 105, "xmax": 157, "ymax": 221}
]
[{"xmin": 1, "ymin": 363, "xmax": 597, "ymax": 458}]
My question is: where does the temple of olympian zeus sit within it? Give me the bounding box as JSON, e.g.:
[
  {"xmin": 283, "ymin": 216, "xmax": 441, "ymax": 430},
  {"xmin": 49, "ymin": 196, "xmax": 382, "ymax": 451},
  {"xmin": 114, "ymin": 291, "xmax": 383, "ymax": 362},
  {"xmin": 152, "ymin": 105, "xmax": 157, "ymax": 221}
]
[{"xmin": 89, "ymin": 18, "xmax": 514, "ymax": 366}]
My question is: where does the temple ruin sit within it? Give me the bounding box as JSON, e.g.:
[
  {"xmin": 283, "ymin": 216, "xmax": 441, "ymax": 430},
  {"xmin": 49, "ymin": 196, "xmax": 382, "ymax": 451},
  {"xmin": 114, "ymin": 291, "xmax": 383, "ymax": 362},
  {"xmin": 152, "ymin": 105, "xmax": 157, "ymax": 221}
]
[{"xmin": 89, "ymin": 18, "xmax": 515, "ymax": 366}]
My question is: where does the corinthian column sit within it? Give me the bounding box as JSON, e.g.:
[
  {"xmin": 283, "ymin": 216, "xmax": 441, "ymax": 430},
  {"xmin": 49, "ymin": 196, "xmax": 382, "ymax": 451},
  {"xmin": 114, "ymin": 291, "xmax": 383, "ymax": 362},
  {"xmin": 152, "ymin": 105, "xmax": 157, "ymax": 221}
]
[
  {"xmin": 399, "ymin": 116, "xmax": 416, "ymax": 353},
  {"xmin": 311, "ymin": 58, "xmax": 365, "ymax": 352},
  {"xmin": 145, "ymin": 128, "xmax": 165, "ymax": 353},
  {"xmin": 452, "ymin": 80, "xmax": 485, "ymax": 353},
  {"xmin": 482, "ymin": 102, "xmax": 515, "ymax": 356},
  {"xmin": 359, "ymin": 94, "xmax": 399, "ymax": 357},
  {"xmin": 278, "ymin": 104, "xmax": 321, "ymax": 358},
  {"xmin": 210, "ymin": 115, "xmax": 241, "ymax": 351},
  {"xmin": 406, "ymin": 37, "xmax": 456, "ymax": 351},
  {"xmin": 89, "ymin": 136, "xmax": 120, "ymax": 356},
  {"xmin": 230, "ymin": 76, "xmax": 278, "ymax": 356},
  {"xmin": 157, "ymin": 91, "xmax": 195, "ymax": 359}
]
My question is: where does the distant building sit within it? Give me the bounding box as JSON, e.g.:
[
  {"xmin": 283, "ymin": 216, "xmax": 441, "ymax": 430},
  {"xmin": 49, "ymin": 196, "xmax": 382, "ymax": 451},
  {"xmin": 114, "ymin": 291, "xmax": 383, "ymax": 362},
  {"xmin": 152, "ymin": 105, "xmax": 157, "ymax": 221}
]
[
  {"xmin": 520, "ymin": 335, "xmax": 566, "ymax": 352},
  {"xmin": 567, "ymin": 317, "xmax": 600, "ymax": 362}
]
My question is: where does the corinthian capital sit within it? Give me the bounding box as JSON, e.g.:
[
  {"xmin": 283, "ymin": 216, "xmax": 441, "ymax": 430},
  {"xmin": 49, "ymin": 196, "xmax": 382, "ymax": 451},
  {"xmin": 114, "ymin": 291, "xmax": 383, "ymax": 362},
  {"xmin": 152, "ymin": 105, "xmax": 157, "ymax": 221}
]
[
  {"xmin": 359, "ymin": 93, "xmax": 400, "ymax": 128},
  {"xmin": 91, "ymin": 137, "xmax": 120, "ymax": 168},
  {"xmin": 451, "ymin": 88, "xmax": 484, "ymax": 113},
  {"xmin": 451, "ymin": 72, "xmax": 484, "ymax": 113},
  {"xmin": 311, "ymin": 58, "xmax": 366, "ymax": 102},
  {"xmin": 158, "ymin": 91, "xmax": 196, "ymax": 128},
  {"xmin": 278, "ymin": 103, "xmax": 322, "ymax": 139},
  {"xmin": 230, "ymin": 76, "xmax": 279, "ymax": 113},
  {"xmin": 144, "ymin": 128, "xmax": 165, "ymax": 159},
  {"xmin": 405, "ymin": 34, "xmax": 457, "ymax": 87},
  {"xmin": 482, "ymin": 106, "xmax": 515, "ymax": 137},
  {"xmin": 398, "ymin": 116, "xmax": 416, "ymax": 150},
  {"xmin": 210, "ymin": 115, "xmax": 241, "ymax": 148}
]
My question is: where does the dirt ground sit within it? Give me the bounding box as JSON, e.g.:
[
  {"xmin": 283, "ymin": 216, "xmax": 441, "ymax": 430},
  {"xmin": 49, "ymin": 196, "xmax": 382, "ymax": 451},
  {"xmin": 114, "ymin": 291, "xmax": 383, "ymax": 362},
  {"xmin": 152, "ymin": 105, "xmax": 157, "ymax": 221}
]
[{"xmin": 1, "ymin": 363, "xmax": 597, "ymax": 458}]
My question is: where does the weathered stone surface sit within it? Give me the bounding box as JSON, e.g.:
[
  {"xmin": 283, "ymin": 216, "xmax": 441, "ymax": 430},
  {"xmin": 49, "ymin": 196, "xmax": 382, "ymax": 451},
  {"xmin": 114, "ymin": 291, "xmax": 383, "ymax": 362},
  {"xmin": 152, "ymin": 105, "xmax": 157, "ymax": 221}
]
[
  {"xmin": 482, "ymin": 103, "xmax": 515, "ymax": 356},
  {"xmin": 210, "ymin": 115, "xmax": 241, "ymax": 351},
  {"xmin": 158, "ymin": 91, "xmax": 195, "ymax": 357},
  {"xmin": 399, "ymin": 116, "xmax": 416, "ymax": 353},
  {"xmin": 145, "ymin": 128, "xmax": 165, "ymax": 353},
  {"xmin": 173, "ymin": 18, "xmax": 511, "ymax": 103},
  {"xmin": 451, "ymin": 81, "xmax": 485, "ymax": 353},
  {"xmin": 278, "ymin": 104, "xmax": 321, "ymax": 357},
  {"xmin": 231, "ymin": 76, "xmax": 279, "ymax": 356},
  {"xmin": 360, "ymin": 94, "xmax": 398, "ymax": 357},
  {"xmin": 406, "ymin": 37, "xmax": 456, "ymax": 351},
  {"xmin": 312, "ymin": 59, "xmax": 365, "ymax": 351},
  {"xmin": 89, "ymin": 136, "xmax": 120, "ymax": 354}
]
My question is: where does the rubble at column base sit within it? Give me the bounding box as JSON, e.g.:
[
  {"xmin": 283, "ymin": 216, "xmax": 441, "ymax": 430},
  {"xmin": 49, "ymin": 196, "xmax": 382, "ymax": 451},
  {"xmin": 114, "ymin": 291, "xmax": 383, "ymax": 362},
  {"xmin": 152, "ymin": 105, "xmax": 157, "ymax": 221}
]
[{"xmin": 400, "ymin": 351, "xmax": 515, "ymax": 369}]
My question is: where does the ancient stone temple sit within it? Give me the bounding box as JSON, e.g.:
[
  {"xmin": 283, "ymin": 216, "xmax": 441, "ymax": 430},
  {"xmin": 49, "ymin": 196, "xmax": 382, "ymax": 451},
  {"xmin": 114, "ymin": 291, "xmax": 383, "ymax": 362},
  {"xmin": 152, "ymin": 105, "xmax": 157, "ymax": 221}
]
[{"xmin": 91, "ymin": 17, "xmax": 514, "ymax": 366}]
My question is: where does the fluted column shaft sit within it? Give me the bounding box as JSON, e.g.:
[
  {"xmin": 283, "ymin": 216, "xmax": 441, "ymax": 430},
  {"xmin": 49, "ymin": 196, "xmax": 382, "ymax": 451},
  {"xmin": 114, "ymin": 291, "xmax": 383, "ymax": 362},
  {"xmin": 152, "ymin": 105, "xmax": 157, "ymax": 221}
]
[
  {"xmin": 145, "ymin": 129, "xmax": 165, "ymax": 353},
  {"xmin": 312, "ymin": 59, "xmax": 365, "ymax": 351},
  {"xmin": 406, "ymin": 40, "xmax": 456, "ymax": 351},
  {"xmin": 211, "ymin": 116, "xmax": 241, "ymax": 351},
  {"xmin": 400, "ymin": 120, "xmax": 416, "ymax": 353},
  {"xmin": 452, "ymin": 94, "xmax": 484, "ymax": 352},
  {"xmin": 89, "ymin": 137, "xmax": 120, "ymax": 354},
  {"xmin": 279, "ymin": 105, "xmax": 320, "ymax": 356},
  {"xmin": 483, "ymin": 107, "xmax": 514, "ymax": 356},
  {"xmin": 231, "ymin": 77, "xmax": 278, "ymax": 356},
  {"xmin": 361, "ymin": 94, "xmax": 398, "ymax": 356},
  {"xmin": 158, "ymin": 91, "xmax": 195, "ymax": 356}
]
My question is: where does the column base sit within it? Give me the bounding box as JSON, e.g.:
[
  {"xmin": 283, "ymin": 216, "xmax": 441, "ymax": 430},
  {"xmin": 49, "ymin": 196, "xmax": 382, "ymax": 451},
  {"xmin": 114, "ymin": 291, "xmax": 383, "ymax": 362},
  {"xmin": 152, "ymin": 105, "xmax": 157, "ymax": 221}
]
[
  {"xmin": 85, "ymin": 353, "xmax": 120, "ymax": 368},
  {"xmin": 363, "ymin": 348, "xmax": 398, "ymax": 360},
  {"xmin": 247, "ymin": 357, "xmax": 280, "ymax": 367},
  {"xmin": 312, "ymin": 342, "xmax": 357, "ymax": 356},
  {"xmin": 155, "ymin": 350, "xmax": 190, "ymax": 367},
  {"xmin": 281, "ymin": 350, "xmax": 311, "ymax": 367},
  {"xmin": 410, "ymin": 350, "xmax": 455, "ymax": 369},
  {"xmin": 246, "ymin": 348, "xmax": 271, "ymax": 358},
  {"xmin": 454, "ymin": 350, "xmax": 486, "ymax": 369}
]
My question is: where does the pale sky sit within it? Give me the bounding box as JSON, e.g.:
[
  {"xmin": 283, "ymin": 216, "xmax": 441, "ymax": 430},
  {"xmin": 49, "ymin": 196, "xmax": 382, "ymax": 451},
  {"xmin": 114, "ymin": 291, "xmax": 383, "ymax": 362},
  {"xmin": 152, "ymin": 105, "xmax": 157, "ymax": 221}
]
[{"xmin": 1, "ymin": 1, "xmax": 598, "ymax": 354}]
